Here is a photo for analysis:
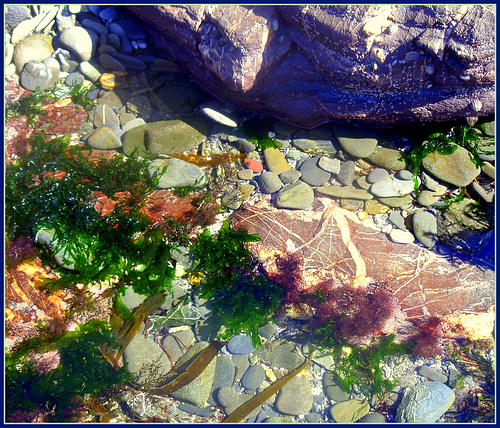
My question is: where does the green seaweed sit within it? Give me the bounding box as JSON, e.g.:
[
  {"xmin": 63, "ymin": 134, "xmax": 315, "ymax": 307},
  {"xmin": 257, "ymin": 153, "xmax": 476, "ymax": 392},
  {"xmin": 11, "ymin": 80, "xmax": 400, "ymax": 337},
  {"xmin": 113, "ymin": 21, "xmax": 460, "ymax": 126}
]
[
  {"xmin": 240, "ymin": 117, "xmax": 283, "ymax": 150},
  {"xmin": 5, "ymin": 89, "xmax": 57, "ymax": 126},
  {"xmin": 67, "ymin": 81, "xmax": 97, "ymax": 112}
]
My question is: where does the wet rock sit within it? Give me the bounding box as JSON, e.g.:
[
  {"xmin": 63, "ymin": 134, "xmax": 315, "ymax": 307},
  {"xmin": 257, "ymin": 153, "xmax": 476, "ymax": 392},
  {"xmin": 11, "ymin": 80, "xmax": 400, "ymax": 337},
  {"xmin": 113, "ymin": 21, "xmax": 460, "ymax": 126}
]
[
  {"xmin": 366, "ymin": 146, "xmax": 408, "ymax": 171},
  {"xmin": 279, "ymin": 169, "xmax": 301, "ymax": 184},
  {"xmin": 259, "ymin": 171, "xmax": 283, "ymax": 194},
  {"xmin": 275, "ymin": 181, "xmax": 314, "ymax": 210},
  {"xmin": 161, "ymin": 329, "xmax": 195, "ymax": 366},
  {"xmin": 20, "ymin": 60, "xmax": 52, "ymax": 91},
  {"xmin": 94, "ymin": 104, "xmax": 120, "ymax": 128},
  {"xmin": 377, "ymin": 194, "xmax": 414, "ymax": 208},
  {"xmin": 13, "ymin": 33, "xmax": 54, "ymax": 73},
  {"xmin": 212, "ymin": 355, "xmax": 236, "ymax": 390},
  {"xmin": 333, "ymin": 125, "xmax": 379, "ymax": 158},
  {"xmin": 263, "ymin": 147, "xmax": 291, "ymax": 175},
  {"xmin": 389, "ymin": 228, "xmax": 415, "ymax": 244},
  {"xmin": 318, "ymin": 156, "xmax": 341, "ymax": 174},
  {"xmin": 291, "ymin": 138, "xmax": 337, "ymax": 156},
  {"xmin": 315, "ymin": 185, "xmax": 373, "ymax": 200},
  {"xmin": 87, "ymin": 127, "xmax": 123, "ymax": 150},
  {"xmin": 412, "ymin": 210, "xmax": 438, "ymax": 249},
  {"xmin": 148, "ymin": 158, "xmax": 205, "ymax": 189},
  {"xmin": 336, "ymin": 160, "xmax": 356, "ymax": 186},
  {"xmin": 298, "ymin": 157, "xmax": 331, "ymax": 186},
  {"xmin": 227, "ymin": 334, "xmax": 255, "ymax": 355},
  {"xmin": 241, "ymin": 364, "xmax": 266, "ymax": 390},
  {"xmin": 418, "ymin": 366, "xmax": 448, "ymax": 383},
  {"xmin": 367, "ymin": 167, "xmax": 390, "ymax": 183},
  {"xmin": 59, "ymin": 25, "xmax": 95, "ymax": 61},
  {"xmin": 359, "ymin": 412, "xmax": 386, "ymax": 423},
  {"xmin": 330, "ymin": 398, "xmax": 370, "ymax": 422},
  {"xmin": 421, "ymin": 145, "xmax": 481, "ymax": 187},
  {"xmin": 370, "ymin": 175, "xmax": 416, "ymax": 198},
  {"xmin": 396, "ymin": 381, "xmax": 455, "ymax": 423},
  {"xmin": 275, "ymin": 375, "xmax": 313, "ymax": 416}
]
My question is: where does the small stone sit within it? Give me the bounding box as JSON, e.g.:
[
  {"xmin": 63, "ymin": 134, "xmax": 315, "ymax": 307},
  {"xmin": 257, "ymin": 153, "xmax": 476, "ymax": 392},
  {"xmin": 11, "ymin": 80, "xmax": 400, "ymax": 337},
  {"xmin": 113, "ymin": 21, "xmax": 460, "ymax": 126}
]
[
  {"xmin": 109, "ymin": 22, "xmax": 133, "ymax": 54},
  {"xmin": 279, "ymin": 170, "xmax": 301, "ymax": 184},
  {"xmin": 355, "ymin": 175, "xmax": 371, "ymax": 190},
  {"xmin": 413, "ymin": 210, "xmax": 438, "ymax": 249},
  {"xmin": 64, "ymin": 71, "xmax": 85, "ymax": 87},
  {"xmin": 330, "ymin": 398, "xmax": 370, "ymax": 423},
  {"xmin": 81, "ymin": 18, "xmax": 108, "ymax": 35},
  {"xmin": 100, "ymin": 6, "xmax": 121, "ymax": 21},
  {"xmin": 263, "ymin": 147, "xmax": 291, "ymax": 175},
  {"xmin": 337, "ymin": 160, "xmax": 356, "ymax": 186},
  {"xmin": 275, "ymin": 181, "xmax": 314, "ymax": 210},
  {"xmin": 481, "ymin": 161, "xmax": 495, "ymax": 179},
  {"xmin": 471, "ymin": 181, "xmax": 494, "ymax": 204},
  {"xmin": 212, "ymin": 355, "xmax": 236, "ymax": 390},
  {"xmin": 87, "ymin": 127, "xmax": 122, "ymax": 150},
  {"xmin": 367, "ymin": 167, "xmax": 390, "ymax": 183},
  {"xmin": 13, "ymin": 33, "xmax": 54, "ymax": 73},
  {"xmin": 106, "ymin": 33, "xmax": 121, "ymax": 50},
  {"xmin": 292, "ymin": 138, "xmax": 337, "ymax": 155},
  {"xmin": 389, "ymin": 228, "xmax": 415, "ymax": 244},
  {"xmin": 366, "ymin": 146, "xmax": 408, "ymax": 171},
  {"xmin": 98, "ymin": 44, "xmax": 117, "ymax": 55},
  {"xmin": 99, "ymin": 71, "xmax": 127, "ymax": 90},
  {"xmin": 396, "ymin": 169, "xmax": 415, "ymax": 180},
  {"xmin": 364, "ymin": 199, "xmax": 391, "ymax": 214},
  {"xmin": 5, "ymin": 42, "xmax": 14, "ymax": 66},
  {"xmin": 325, "ymin": 385, "xmax": 350, "ymax": 402},
  {"xmin": 227, "ymin": 335, "xmax": 255, "ymax": 355},
  {"xmin": 79, "ymin": 61, "xmax": 101, "ymax": 82},
  {"xmin": 417, "ymin": 190, "xmax": 442, "ymax": 207},
  {"xmin": 94, "ymin": 104, "xmax": 120, "ymax": 128},
  {"xmin": 305, "ymin": 412, "xmax": 322, "ymax": 423},
  {"xmin": 11, "ymin": 13, "xmax": 46, "ymax": 45},
  {"xmin": 127, "ymin": 95, "xmax": 152, "ymax": 120},
  {"xmin": 315, "ymin": 185, "xmax": 373, "ymax": 200},
  {"xmin": 396, "ymin": 381, "xmax": 455, "ymax": 423},
  {"xmin": 275, "ymin": 375, "xmax": 313, "ymax": 416},
  {"xmin": 359, "ymin": 412, "xmax": 386, "ymax": 423},
  {"xmin": 370, "ymin": 176, "xmax": 416, "ymax": 198},
  {"xmin": 318, "ymin": 156, "xmax": 341, "ymax": 174},
  {"xmin": 120, "ymin": 112, "xmax": 137, "ymax": 126},
  {"xmin": 298, "ymin": 158, "xmax": 331, "ymax": 186},
  {"xmin": 259, "ymin": 171, "xmax": 283, "ymax": 194},
  {"xmin": 99, "ymin": 53, "xmax": 126, "ymax": 71},
  {"xmin": 199, "ymin": 102, "xmax": 238, "ymax": 127},
  {"xmin": 235, "ymin": 138, "xmax": 256, "ymax": 153},
  {"xmin": 257, "ymin": 322, "xmax": 277, "ymax": 340},
  {"xmin": 232, "ymin": 354, "xmax": 250, "ymax": 380},
  {"xmin": 388, "ymin": 211, "xmax": 407, "ymax": 229},
  {"xmin": 20, "ymin": 61, "xmax": 51, "ymax": 91},
  {"xmin": 148, "ymin": 158, "xmax": 205, "ymax": 189},
  {"xmin": 121, "ymin": 118, "xmax": 146, "ymax": 133},
  {"xmin": 59, "ymin": 26, "xmax": 94, "ymax": 61},
  {"xmin": 418, "ymin": 366, "xmax": 448, "ymax": 383},
  {"xmin": 377, "ymin": 195, "xmax": 414, "ymax": 208},
  {"xmin": 111, "ymin": 52, "xmax": 146, "ymax": 70},
  {"xmin": 332, "ymin": 125, "xmax": 378, "ymax": 158},
  {"xmin": 244, "ymin": 158, "xmax": 264, "ymax": 173},
  {"xmin": 42, "ymin": 56, "xmax": 60, "ymax": 88},
  {"xmin": 241, "ymin": 364, "xmax": 266, "ymax": 390}
]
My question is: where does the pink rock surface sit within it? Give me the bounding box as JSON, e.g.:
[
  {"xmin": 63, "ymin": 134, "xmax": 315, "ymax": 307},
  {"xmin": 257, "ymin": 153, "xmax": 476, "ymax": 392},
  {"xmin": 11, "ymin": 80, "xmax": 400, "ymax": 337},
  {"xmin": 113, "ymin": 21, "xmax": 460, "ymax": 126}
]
[{"xmin": 231, "ymin": 196, "xmax": 494, "ymax": 321}]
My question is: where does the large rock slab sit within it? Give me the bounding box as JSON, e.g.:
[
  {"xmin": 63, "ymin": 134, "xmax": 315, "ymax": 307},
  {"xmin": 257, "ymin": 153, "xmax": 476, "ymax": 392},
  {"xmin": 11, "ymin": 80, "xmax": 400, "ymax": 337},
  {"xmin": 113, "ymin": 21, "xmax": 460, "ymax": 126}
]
[
  {"xmin": 127, "ymin": 5, "xmax": 494, "ymax": 128},
  {"xmin": 231, "ymin": 196, "xmax": 494, "ymax": 327}
]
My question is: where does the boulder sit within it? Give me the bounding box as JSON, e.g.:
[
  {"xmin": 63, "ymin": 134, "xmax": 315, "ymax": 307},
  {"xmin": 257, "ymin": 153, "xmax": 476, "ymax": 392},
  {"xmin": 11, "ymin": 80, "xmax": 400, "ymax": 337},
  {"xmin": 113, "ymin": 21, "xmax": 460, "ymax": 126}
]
[{"xmin": 127, "ymin": 5, "xmax": 494, "ymax": 128}]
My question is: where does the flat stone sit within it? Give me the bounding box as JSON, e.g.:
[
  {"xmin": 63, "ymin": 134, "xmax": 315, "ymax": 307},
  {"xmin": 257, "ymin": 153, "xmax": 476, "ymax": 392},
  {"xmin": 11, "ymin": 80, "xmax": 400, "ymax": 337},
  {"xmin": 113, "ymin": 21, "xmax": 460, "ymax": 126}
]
[
  {"xmin": 212, "ymin": 355, "xmax": 236, "ymax": 390},
  {"xmin": 315, "ymin": 185, "xmax": 373, "ymax": 200},
  {"xmin": 122, "ymin": 119, "xmax": 208, "ymax": 157},
  {"xmin": 275, "ymin": 375, "xmax": 313, "ymax": 416},
  {"xmin": 336, "ymin": 160, "xmax": 356, "ymax": 186},
  {"xmin": 330, "ymin": 398, "xmax": 370, "ymax": 423},
  {"xmin": 298, "ymin": 158, "xmax": 331, "ymax": 186},
  {"xmin": 355, "ymin": 175, "xmax": 371, "ymax": 190},
  {"xmin": 416, "ymin": 190, "xmax": 442, "ymax": 207},
  {"xmin": 120, "ymin": 112, "xmax": 137, "ymax": 126},
  {"xmin": 111, "ymin": 52, "xmax": 146, "ymax": 70},
  {"xmin": 94, "ymin": 104, "xmax": 120, "ymax": 128},
  {"xmin": 256, "ymin": 341, "xmax": 305, "ymax": 371},
  {"xmin": 64, "ymin": 71, "xmax": 85, "ymax": 87},
  {"xmin": 259, "ymin": 171, "xmax": 283, "ymax": 194},
  {"xmin": 471, "ymin": 181, "xmax": 494, "ymax": 204},
  {"xmin": 232, "ymin": 354, "xmax": 250, "ymax": 379},
  {"xmin": 275, "ymin": 181, "xmax": 314, "ymax": 210},
  {"xmin": 481, "ymin": 161, "xmax": 495, "ymax": 179},
  {"xmin": 109, "ymin": 22, "xmax": 133, "ymax": 54},
  {"xmin": 388, "ymin": 211, "xmax": 407, "ymax": 230},
  {"xmin": 389, "ymin": 228, "xmax": 415, "ymax": 244},
  {"xmin": 199, "ymin": 102, "xmax": 238, "ymax": 127},
  {"xmin": 59, "ymin": 25, "xmax": 94, "ymax": 61},
  {"xmin": 148, "ymin": 158, "xmax": 205, "ymax": 189},
  {"xmin": 121, "ymin": 117, "xmax": 146, "ymax": 133},
  {"xmin": 325, "ymin": 385, "xmax": 350, "ymax": 402},
  {"xmin": 377, "ymin": 194, "xmax": 414, "ymax": 208},
  {"xmin": 279, "ymin": 169, "xmax": 301, "ymax": 184},
  {"xmin": 241, "ymin": 364, "xmax": 266, "ymax": 390},
  {"xmin": 359, "ymin": 412, "xmax": 386, "ymax": 423},
  {"xmin": 364, "ymin": 199, "xmax": 391, "ymax": 214},
  {"xmin": 370, "ymin": 176, "xmax": 416, "ymax": 198},
  {"xmin": 318, "ymin": 156, "xmax": 341, "ymax": 174},
  {"xmin": 367, "ymin": 167, "xmax": 390, "ymax": 183},
  {"xmin": 106, "ymin": 33, "xmax": 121, "ymax": 50},
  {"xmin": 100, "ymin": 6, "xmax": 121, "ymax": 21},
  {"xmin": 422, "ymin": 145, "xmax": 481, "ymax": 187},
  {"xmin": 11, "ymin": 13, "xmax": 46, "ymax": 45},
  {"xmin": 161, "ymin": 329, "xmax": 195, "ymax": 366},
  {"xmin": 79, "ymin": 61, "xmax": 101, "ymax": 82},
  {"xmin": 99, "ymin": 53, "xmax": 126, "ymax": 71},
  {"xmin": 263, "ymin": 147, "xmax": 291, "ymax": 175},
  {"xmin": 81, "ymin": 18, "xmax": 108, "ymax": 35},
  {"xmin": 169, "ymin": 341, "xmax": 217, "ymax": 407},
  {"xmin": 243, "ymin": 158, "xmax": 263, "ymax": 173},
  {"xmin": 291, "ymin": 138, "xmax": 337, "ymax": 155},
  {"xmin": 235, "ymin": 138, "xmax": 256, "ymax": 153},
  {"xmin": 87, "ymin": 127, "xmax": 122, "ymax": 149},
  {"xmin": 418, "ymin": 366, "xmax": 448, "ymax": 383},
  {"xmin": 42, "ymin": 56, "xmax": 60, "ymax": 88},
  {"xmin": 227, "ymin": 335, "xmax": 255, "ymax": 355},
  {"xmin": 13, "ymin": 33, "xmax": 54, "ymax": 73},
  {"xmin": 98, "ymin": 44, "xmax": 117, "ymax": 55},
  {"xmin": 396, "ymin": 381, "xmax": 455, "ymax": 423},
  {"xmin": 366, "ymin": 146, "xmax": 408, "ymax": 171},
  {"xmin": 238, "ymin": 168, "xmax": 255, "ymax": 180},
  {"xmin": 332, "ymin": 125, "xmax": 378, "ymax": 158},
  {"xmin": 412, "ymin": 210, "xmax": 438, "ymax": 249}
]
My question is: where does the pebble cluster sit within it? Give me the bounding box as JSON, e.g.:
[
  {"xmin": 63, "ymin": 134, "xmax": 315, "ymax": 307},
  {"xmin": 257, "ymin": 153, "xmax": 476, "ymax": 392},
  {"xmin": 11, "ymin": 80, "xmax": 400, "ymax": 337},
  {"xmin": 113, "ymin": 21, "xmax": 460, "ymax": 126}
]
[{"xmin": 5, "ymin": 5, "xmax": 495, "ymax": 424}]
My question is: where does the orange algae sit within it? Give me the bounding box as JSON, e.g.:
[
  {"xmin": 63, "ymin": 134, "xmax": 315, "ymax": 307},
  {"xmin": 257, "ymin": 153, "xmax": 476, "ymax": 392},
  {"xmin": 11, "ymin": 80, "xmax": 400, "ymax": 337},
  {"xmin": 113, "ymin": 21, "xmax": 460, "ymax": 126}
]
[{"xmin": 170, "ymin": 152, "xmax": 246, "ymax": 167}]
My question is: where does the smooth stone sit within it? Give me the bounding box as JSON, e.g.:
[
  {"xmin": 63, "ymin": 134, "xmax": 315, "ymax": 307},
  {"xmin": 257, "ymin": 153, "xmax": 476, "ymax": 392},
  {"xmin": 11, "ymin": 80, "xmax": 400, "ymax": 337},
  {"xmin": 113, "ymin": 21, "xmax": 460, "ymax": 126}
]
[
  {"xmin": 481, "ymin": 161, "xmax": 495, "ymax": 179},
  {"xmin": 418, "ymin": 366, "xmax": 448, "ymax": 383},
  {"xmin": 359, "ymin": 412, "xmax": 386, "ymax": 423},
  {"xmin": 106, "ymin": 33, "xmax": 121, "ymax": 50},
  {"xmin": 122, "ymin": 333, "xmax": 173, "ymax": 384},
  {"xmin": 110, "ymin": 52, "xmax": 146, "ymax": 70},
  {"xmin": 279, "ymin": 170, "xmax": 301, "ymax": 184},
  {"xmin": 263, "ymin": 147, "xmax": 291, "ymax": 175},
  {"xmin": 330, "ymin": 398, "xmax": 370, "ymax": 423},
  {"xmin": 377, "ymin": 194, "xmax": 414, "ymax": 208},
  {"xmin": 275, "ymin": 181, "xmax": 314, "ymax": 210},
  {"xmin": 94, "ymin": 104, "xmax": 120, "ymax": 128},
  {"xmin": 417, "ymin": 190, "xmax": 442, "ymax": 207},
  {"xmin": 232, "ymin": 354, "xmax": 250, "ymax": 379},
  {"xmin": 81, "ymin": 18, "xmax": 108, "ymax": 35},
  {"xmin": 364, "ymin": 199, "xmax": 391, "ymax": 214},
  {"xmin": 471, "ymin": 181, "xmax": 494, "ymax": 204},
  {"xmin": 332, "ymin": 126, "xmax": 378, "ymax": 158},
  {"xmin": 5, "ymin": 42, "xmax": 14, "ymax": 65},
  {"xmin": 120, "ymin": 112, "xmax": 137, "ymax": 126},
  {"xmin": 325, "ymin": 385, "xmax": 350, "ymax": 402},
  {"xmin": 121, "ymin": 118, "xmax": 146, "ymax": 133},
  {"xmin": 100, "ymin": 6, "xmax": 121, "ymax": 21},
  {"xmin": 370, "ymin": 176, "xmax": 416, "ymax": 197},
  {"xmin": 178, "ymin": 404, "xmax": 213, "ymax": 417},
  {"xmin": 273, "ymin": 121, "xmax": 297, "ymax": 136},
  {"xmin": 5, "ymin": 5, "xmax": 31, "ymax": 34},
  {"xmin": 355, "ymin": 175, "xmax": 371, "ymax": 190},
  {"xmin": 88, "ymin": 5, "xmax": 106, "ymax": 17},
  {"xmin": 59, "ymin": 26, "xmax": 94, "ymax": 61},
  {"xmin": 118, "ymin": 16, "xmax": 147, "ymax": 39},
  {"xmin": 318, "ymin": 156, "xmax": 341, "ymax": 174},
  {"xmin": 343, "ymin": 198, "xmax": 365, "ymax": 211},
  {"xmin": 412, "ymin": 210, "xmax": 438, "ymax": 249},
  {"xmin": 241, "ymin": 364, "xmax": 266, "ymax": 390},
  {"xmin": 34, "ymin": 6, "xmax": 59, "ymax": 33},
  {"xmin": 11, "ymin": 13, "xmax": 46, "ymax": 45},
  {"xmin": 259, "ymin": 171, "xmax": 283, "ymax": 194},
  {"xmin": 256, "ymin": 341, "xmax": 305, "ymax": 371},
  {"xmin": 42, "ymin": 56, "xmax": 60, "ymax": 88},
  {"xmin": 5, "ymin": 63, "xmax": 16, "ymax": 76},
  {"xmin": 99, "ymin": 53, "xmax": 126, "ymax": 71},
  {"xmin": 148, "ymin": 158, "xmax": 205, "ymax": 189},
  {"xmin": 389, "ymin": 228, "xmax": 415, "ymax": 244},
  {"xmin": 421, "ymin": 144, "xmax": 481, "ymax": 187},
  {"xmin": 315, "ymin": 185, "xmax": 373, "ymax": 200},
  {"xmin": 337, "ymin": 160, "xmax": 356, "ymax": 186},
  {"xmin": 298, "ymin": 158, "xmax": 331, "ymax": 186},
  {"xmin": 388, "ymin": 211, "xmax": 407, "ymax": 229},
  {"xmin": 367, "ymin": 167, "xmax": 390, "ymax": 183},
  {"xmin": 221, "ymin": 188, "xmax": 243, "ymax": 210},
  {"xmin": 275, "ymin": 375, "xmax": 313, "ymax": 416},
  {"xmin": 199, "ymin": 102, "xmax": 238, "ymax": 128},
  {"xmin": 227, "ymin": 334, "xmax": 255, "ymax": 355},
  {"xmin": 243, "ymin": 158, "xmax": 263, "ymax": 173},
  {"xmin": 396, "ymin": 169, "xmax": 414, "ymax": 180},
  {"xmin": 305, "ymin": 412, "xmax": 322, "ymax": 423},
  {"xmin": 285, "ymin": 149, "xmax": 305, "ymax": 160},
  {"xmin": 122, "ymin": 119, "xmax": 208, "ymax": 157},
  {"xmin": 161, "ymin": 329, "xmax": 195, "ymax": 365},
  {"xmin": 87, "ymin": 127, "xmax": 122, "ymax": 150},
  {"xmin": 13, "ymin": 33, "xmax": 54, "ymax": 73},
  {"xmin": 64, "ymin": 72, "xmax": 85, "ymax": 87},
  {"xmin": 235, "ymin": 138, "xmax": 256, "ymax": 154},
  {"xmin": 366, "ymin": 146, "xmax": 408, "ymax": 171},
  {"xmin": 97, "ymin": 89, "xmax": 124, "ymax": 109},
  {"xmin": 79, "ymin": 61, "xmax": 101, "ymax": 82},
  {"xmin": 238, "ymin": 169, "xmax": 255, "ymax": 180},
  {"xmin": 20, "ymin": 61, "xmax": 51, "ymax": 91},
  {"xmin": 98, "ymin": 44, "xmax": 117, "ymax": 55},
  {"xmin": 212, "ymin": 355, "xmax": 236, "ymax": 390},
  {"xmin": 169, "ymin": 341, "xmax": 217, "ymax": 407},
  {"xmin": 265, "ymin": 417, "xmax": 294, "ymax": 423},
  {"xmin": 257, "ymin": 322, "xmax": 277, "ymax": 340},
  {"xmin": 291, "ymin": 138, "xmax": 337, "ymax": 156},
  {"xmin": 56, "ymin": 53, "xmax": 70, "ymax": 72},
  {"xmin": 127, "ymin": 95, "xmax": 152, "ymax": 120},
  {"xmin": 396, "ymin": 381, "xmax": 455, "ymax": 423},
  {"xmin": 217, "ymin": 387, "xmax": 239, "ymax": 408}
]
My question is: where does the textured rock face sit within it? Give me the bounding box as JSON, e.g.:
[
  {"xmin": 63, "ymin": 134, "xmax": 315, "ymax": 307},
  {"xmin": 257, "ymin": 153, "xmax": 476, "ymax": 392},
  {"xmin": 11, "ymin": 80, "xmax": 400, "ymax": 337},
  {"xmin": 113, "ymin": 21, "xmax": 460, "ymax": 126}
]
[
  {"xmin": 231, "ymin": 196, "xmax": 494, "ymax": 323},
  {"xmin": 127, "ymin": 5, "xmax": 494, "ymax": 128}
]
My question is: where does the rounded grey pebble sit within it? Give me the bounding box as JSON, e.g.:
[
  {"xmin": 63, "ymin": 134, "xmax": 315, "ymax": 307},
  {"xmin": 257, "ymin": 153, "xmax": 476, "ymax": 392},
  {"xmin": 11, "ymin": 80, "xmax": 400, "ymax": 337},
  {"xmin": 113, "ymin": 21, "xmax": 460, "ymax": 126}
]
[
  {"xmin": 367, "ymin": 167, "xmax": 390, "ymax": 183},
  {"xmin": 418, "ymin": 365, "xmax": 448, "ymax": 383},
  {"xmin": 337, "ymin": 160, "xmax": 356, "ymax": 186},
  {"xmin": 81, "ymin": 18, "xmax": 108, "ymax": 35},
  {"xmin": 325, "ymin": 385, "xmax": 350, "ymax": 402},
  {"xmin": 388, "ymin": 211, "xmax": 407, "ymax": 230},
  {"xmin": 20, "ymin": 61, "xmax": 52, "ymax": 91},
  {"xmin": 305, "ymin": 412, "xmax": 322, "ymax": 423},
  {"xmin": 241, "ymin": 364, "xmax": 265, "ymax": 390},
  {"xmin": 298, "ymin": 157, "xmax": 331, "ymax": 186},
  {"xmin": 65, "ymin": 71, "xmax": 85, "ymax": 87},
  {"xmin": 217, "ymin": 387, "xmax": 239, "ymax": 408},
  {"xmin": 110, "ymin": 52, "xmax": 146, "ymax": 70},
  {"xmin": 42, "ymin": 56, "xmax": 60, "ymax": 88},
  {"xmin": 412, "ymin": 210, "xmax": 438, "ymax": 249},
  {"xmin": 235, "ymin": 138, "xmax": 256, "ymax": 153},
  {"xmin": 279, "ymin": 169, "xmax": 301, "ymax": 184},
  {"xmin": 259, "ymin": 171, "xmax": 283, "ymax": 194},
  {"xmin": 238, "ymin": 169, "xmax": 255, "ymax": 180},
  {"xmin": 359, "ymin": 412, "xmax": 386, "ymax": 423},
  {"xmin": 396, "ymin": 169, "xmax": 414, "ymax": 180},
  {"xmin": 79, "ymin": 61, "xmax": 101, "ymax": 83},
  {"xmin": 227, "ymin": 334, "xmax": 255, "ymax": 355}
]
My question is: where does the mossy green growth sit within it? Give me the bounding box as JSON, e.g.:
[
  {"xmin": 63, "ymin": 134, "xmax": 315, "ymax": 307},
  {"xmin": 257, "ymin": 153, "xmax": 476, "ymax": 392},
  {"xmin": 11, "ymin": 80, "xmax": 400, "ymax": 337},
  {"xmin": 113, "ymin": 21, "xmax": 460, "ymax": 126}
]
[
  {"xmin": 190, "ymin": 221, "xmax": 284, "ymax": 347},
  {"xmin": 67, "ymin": 81, "xmax": 97, "ymax": 112},
  {"xmin": 6, "ymin": 320, "xmax": 133, "ymax": 420},
  {"xmin": 240, "ymin": 117, "xmax": 283, "ymax": 150},
  {"xmin": 324, "ymin": 334, "xmax": 409, "ymax": 400},
  {"xmin": 6, "ymin": 133, "xmax": 175, "ymax": 296},
  {"xmin": 5, "ymin": 89, "xmax": 57, "ymax": 126}
]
